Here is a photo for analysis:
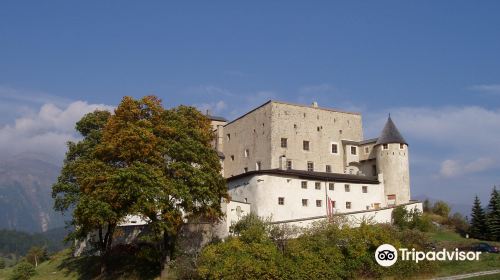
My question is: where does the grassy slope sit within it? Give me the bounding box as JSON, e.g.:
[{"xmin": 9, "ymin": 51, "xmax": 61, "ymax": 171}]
[
  {"xmin": 428, "ymin": 229, "xmax": 500, "ymax": 277},
  {"xmin": 0, "ymin": 248, "xmax": 161, "ymax": 280}
]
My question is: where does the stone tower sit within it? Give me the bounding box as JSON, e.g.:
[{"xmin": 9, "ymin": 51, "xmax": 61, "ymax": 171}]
[{"xmin": 375, "ymin": 116, "xmax": 410, "ymax": 205}]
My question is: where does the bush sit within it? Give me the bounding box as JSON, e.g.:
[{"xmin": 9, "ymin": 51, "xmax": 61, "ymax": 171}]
[
  {"xmin": 447, "ymin": 213, "xmax": 470, "ymax": 235},
  {"xmin": 198, "ymin": 216, "xmax": 437, "ymax": 279},
  {"xmin": 432, "ymin": 201, "xmax": 451, "ymax": 218},
  {"xmin": 9, "ymin": 262, "xmax": 36, "ymax": 280},
  {"xmin": 393, "ymin": 206, "xmax": 433, "ymax": 232}
]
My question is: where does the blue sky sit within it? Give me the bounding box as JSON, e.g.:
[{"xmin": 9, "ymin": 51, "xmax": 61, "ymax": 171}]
[{"xmin": 1, "ymin": 1, "xmax": 500, "ymax": 213}]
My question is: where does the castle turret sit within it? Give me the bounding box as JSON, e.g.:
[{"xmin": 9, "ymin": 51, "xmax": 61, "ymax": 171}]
[{"xmin": 375, "ymin": 116, "xmax": 410, "ymax": 205}]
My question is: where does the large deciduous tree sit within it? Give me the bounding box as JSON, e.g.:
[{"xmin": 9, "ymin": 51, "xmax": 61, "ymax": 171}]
[{"xmin": 52, "ymin": 96, "xmax": 227, "ymax": 266}]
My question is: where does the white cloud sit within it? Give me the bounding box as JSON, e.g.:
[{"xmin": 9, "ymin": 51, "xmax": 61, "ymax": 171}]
[
  {"xmin": 440, "ymin": 158, "xmax": 496, "ymax": 178},
  {"xmin": 468, "ymin": 84, "xmax": 500, "ymax": 94},
  {"xmin": 366, "ymin": 106, "xmax": 500, "ymax": 179},
  {"xmin": 194, "ymin": 100, "xmax": 227, "ymax": 116},
  {"xmin": 0, "ymin": 101, "xmax": 113, "ymax": 165}
]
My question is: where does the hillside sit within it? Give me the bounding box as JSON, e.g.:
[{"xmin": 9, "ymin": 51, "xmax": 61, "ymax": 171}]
[{"xmin": 0, "ymin": 153, "xmax": 66, "ymax": 232}]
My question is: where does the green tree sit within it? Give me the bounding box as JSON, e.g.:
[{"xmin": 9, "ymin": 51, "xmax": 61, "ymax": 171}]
[
  {"xmin": 392, "ymin": 206, "xmax": 409, "ymax": 229},
  {"xmin": 448, "ymin": 212, "xmax": 469, "ymax": 235},
  {"xmin": 52, "ymin": 109, "xmax": 118, "ymax": 256},
  {"xmin": 52, "ymin": 96, "xmax": 227, "ymax": 273},
  {"xmin": 486, "ymin": 187, "xmax": 500, "ymax": 241},
  {"xmin": 25, "ymin": 247, "xmax": 48, "ymax": 267},
  {"xmin": 469, "ymin": 195, "xmax": 487, "ymax": 240},
  {"xmin": 9, "ymin": 262, "xmax": 35, "ymax": 280},
  {"xmin": 432, "ymin": 200, "xmax": 451, "ymax": 218},
  {"xmin": 0, "ymin": 257, "xmax": 5, "ymax": 269},
  {"xmin": 423, "ymin": 199, "xmax": 431, "ymax": 213}
]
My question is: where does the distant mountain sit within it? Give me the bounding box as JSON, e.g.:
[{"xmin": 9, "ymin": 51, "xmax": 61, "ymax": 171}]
[{"xmin": 0, "ymin": 153, "xmax": 66, "ymax": 233}]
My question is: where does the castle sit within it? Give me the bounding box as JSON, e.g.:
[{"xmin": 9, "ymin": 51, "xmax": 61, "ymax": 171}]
[
  {"xmin": 209, "ymin": 100, "xmax": 421, "ymax": 232},
  {"xmin": 118, "ymin": 100, "xmax": 422, "ymax": 237}
]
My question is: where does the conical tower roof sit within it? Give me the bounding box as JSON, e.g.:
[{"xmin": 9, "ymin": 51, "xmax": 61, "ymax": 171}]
[{"xmin": 375, "ymin": 116, "xmax": 408, "ymax": 146}]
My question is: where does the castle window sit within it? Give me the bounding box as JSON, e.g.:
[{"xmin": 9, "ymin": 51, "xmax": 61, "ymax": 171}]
[
  {"xmin": 329, "ymin": 183, "xmax": 334, "ymax": 190},
  {"xmin": 326, "ymin": 165, "xmax": 331, "ymax": 173},
  {"xmin": 339, "ymin": 129, "xmax": 343, "ymax": 134},
  {"xmin": 307, "ymin": 161, "xmax": 314, "ymax": 171},
  {"xmin": 301, "ymin": 181, "xmax": 307, "ymax": 189},
  {"xmin": 281, "ymin": 138, "xmax": 288, "ymax": 148},
  {"xmin": 278, "ymin": 197, "xmax": 284, "ymax": 205},
  {"xmin": 344, "ymin": 184, "xmax": 350, "ymax": 192},
  {"xmin": 303, "ymin": 141, "xmax": 310, "ymax": 151},
  {"xmin": 383, "ymin": 144, "xmax": 388, "ymax": 150},
  {"xmin": 316, "ymin": 200, "xmax": 322, "ymax": 207},
  {"xmin": 231, "ymin": 155, "xmax": 234, "ymax": 161},
  {"xmin": 226, "ymin": 133, "xmax": 231, "ymax": 141},
  {"xmin": 256, "ymin": 161, "xmax": 261, "ymax": 171},
  {"xmin": 244, "ymin": 149, "xmax": 249, "ymax": 157},
  {"xmin": 286, "ymin": 160, "xmax": 293, "ymax": 170},
  {"xmin": 350, "ymin": 146, "xmax": 357, "ymax": 155},
  {"xmin": 315, "ymin": 182, "xmax": 321, "ymax": 190},
  {"xmin": 400, "ymin": 143, "xmax": 404, "ymax": 149},
  {"xmin": 317, "ymin": 126, "xmax": 320, "ymax": 131},
  {"xmin": 346, "ymin": 202, "xmax": 352, "ymax": 209},
  {"xmin": 331, "ymin": 143, "xmax": 338, "ymax": 154},
  {"xmin": 302, "ymin": 199, "xmax": 308, "ymax": 207},
  {"xmin": 365, "ymin": 147, "xmax": 370, "ymax": 154},
  {"xmin": 244, "ymin": 167, "xmax": 248, "ymax": 173},
  {"xmin": 362, "ymin": 186, "xmax": 368, "ymax": 193},
  {"xmin": 294, "ymin": 124, "xmax": 297, "ymax": 129},
  {"xmin": 372, "ymin": 165, "xmax": 377, "ymax": 175}
]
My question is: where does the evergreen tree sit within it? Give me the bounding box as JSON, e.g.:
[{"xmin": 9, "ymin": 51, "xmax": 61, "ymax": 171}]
[
  {"xmin": 469, "ymin": 195, "xmax": 487, "ymax": 240},
  {"xmin": 486, "ymin": 187, "xmax": 500, "ymax": 241}
]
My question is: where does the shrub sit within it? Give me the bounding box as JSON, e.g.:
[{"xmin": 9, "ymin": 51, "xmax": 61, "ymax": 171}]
[
  {"xmin": 432, "ymin": 201, "xmax": 451, "ymax": 218},
  {"xmin": 198, "ymin": 216, "xmax": 437, "ymax": 279},
  {"xmin": 9, "ymin": 262, "xmax": 36, "ymax": 280}
]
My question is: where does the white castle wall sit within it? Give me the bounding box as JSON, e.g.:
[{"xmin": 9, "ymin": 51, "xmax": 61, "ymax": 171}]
[
  {"xmin": 228, "ymin": 174, "xmax": 386, "ymax": 222},
  {"xmin": 269, "ymin": 201, "xmax": 423, "ymax": 229},
  {"xmin": 376, "ymin": 143, "xmax": 411, "ymax": 204}
]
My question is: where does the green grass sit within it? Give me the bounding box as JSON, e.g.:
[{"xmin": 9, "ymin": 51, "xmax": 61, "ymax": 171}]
[
  {"xmin": 434, "ymin": 253, "xmax": 500, "ymax": 277},
  {"xmin": 468, "ymin": 273, "xmax": 500, "ymax": 280},
  {"xmin": 0, "ymin": 248, "xmax": 161, "ymax": 280},
  {"xmin": 426, "ymin": 228, "xmax": 500, "ymax": 277}
]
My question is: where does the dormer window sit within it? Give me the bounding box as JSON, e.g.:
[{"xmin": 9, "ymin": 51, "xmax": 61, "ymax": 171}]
[{"xmin": 400, "ymin": 143, "xmax": 404, "ymax": 149}]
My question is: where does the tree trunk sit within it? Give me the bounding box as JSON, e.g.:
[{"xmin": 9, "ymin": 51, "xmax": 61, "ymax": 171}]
[{"xmin": 160, "ymin": 231, "xmax": 176, "ymax": 279}]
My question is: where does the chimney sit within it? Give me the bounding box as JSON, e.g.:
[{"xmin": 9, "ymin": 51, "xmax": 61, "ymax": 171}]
[{"xmin": 312, "ymin": 101, "xmax": 318, "ymax": 108}]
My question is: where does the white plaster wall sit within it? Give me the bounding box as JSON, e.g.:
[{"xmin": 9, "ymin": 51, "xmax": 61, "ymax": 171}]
[
  {"xmin": 271, "ymin": 201, "xmax": 423, "ymax": 229},
  {"xmin": 376, "ymin": 143, "xmax": 411, "ymax": 204},
  {"xmin": 227, "ymin": 174, "xmax": 386, "ymax": 223}
]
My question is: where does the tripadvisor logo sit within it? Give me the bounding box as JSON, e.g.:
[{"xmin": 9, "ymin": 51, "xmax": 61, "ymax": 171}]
[
  {"xmin": 374, "ymin": 244, "xmax": 482, "ymax": 267},
  {"xmin": 375, "ymin": 244, "xmax": 398, "ymax": 267}
]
